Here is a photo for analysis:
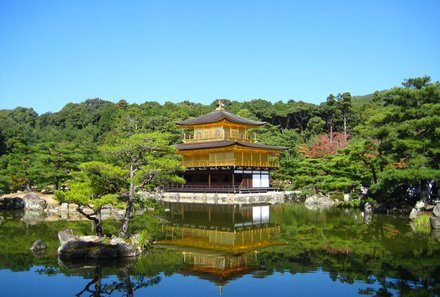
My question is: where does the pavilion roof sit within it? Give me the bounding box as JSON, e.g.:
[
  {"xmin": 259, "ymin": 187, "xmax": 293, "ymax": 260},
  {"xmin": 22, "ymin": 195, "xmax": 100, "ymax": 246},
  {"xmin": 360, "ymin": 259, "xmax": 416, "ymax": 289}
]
[{"xmin": 175, "ymin": 110, "xmax": 266, "ymax": 127}]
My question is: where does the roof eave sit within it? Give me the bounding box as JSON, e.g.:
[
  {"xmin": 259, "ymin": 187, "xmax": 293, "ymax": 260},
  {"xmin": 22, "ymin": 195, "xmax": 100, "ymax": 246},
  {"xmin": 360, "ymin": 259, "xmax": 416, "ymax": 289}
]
[{"xmin": 175, "ymin": 118, "xmax": 266, "ymax": 127}]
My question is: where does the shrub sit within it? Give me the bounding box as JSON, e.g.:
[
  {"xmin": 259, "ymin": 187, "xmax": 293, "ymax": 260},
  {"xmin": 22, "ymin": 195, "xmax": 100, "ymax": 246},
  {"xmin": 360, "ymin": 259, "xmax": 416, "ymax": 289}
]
[
  {"xmin": 411, "ymin": 214, "xmax": 431, "ymax": 234},
  {"xmin": 329, "ymin": 192, "xmax": 344, "ymax": 201}
]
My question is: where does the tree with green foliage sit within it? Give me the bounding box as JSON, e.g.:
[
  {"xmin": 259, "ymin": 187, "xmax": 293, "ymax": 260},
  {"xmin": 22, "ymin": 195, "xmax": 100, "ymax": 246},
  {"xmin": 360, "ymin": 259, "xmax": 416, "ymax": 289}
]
[
  {"xmin": 100, "ymin": 132, "xmax": 184, "ymax": 238},
  {"xmin": 319, "ymin": 94, "xmax": 340, "ymax": 144},
  {"xmin": 236, "ymin": 109, "xmax": 259, "ymax": 121},
  {"xmin": 364, "ymin": 77, "xmax": 440, "ymax": 204},
  {"xmin": 55, "ymin": 161, "xmax": 127, "ymax": 236},
  {"xmin": 286, "ymin": 100, "xmax": 317, "ymax": 137},
  {"xmin": 344, "ymin": 138, "xmax": 378, "ymax": 185},
  {"xmin": 243, "ymin": 99, "xmax": 274, "ymax": 122},
  {"xmin": 32, "ymin": 142, "xmax": 88, "ymax": 190},
  {"xmin": 305, "ymin": 116, "xmax": 326, "ymax": 138},
  {"xmin": 288, "ymin": 153, "xmax": 364, "ymax": 194},
  {"xmin": 336, "ymin": 92, "xmax": 352, "ymax": 144}
]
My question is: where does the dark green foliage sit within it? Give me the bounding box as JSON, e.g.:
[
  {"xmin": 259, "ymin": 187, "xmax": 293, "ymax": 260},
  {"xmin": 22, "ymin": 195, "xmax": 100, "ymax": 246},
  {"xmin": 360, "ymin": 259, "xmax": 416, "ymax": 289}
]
[
  {"xmin": 365, "ymin": 77, "xmax": 440, "ymax": 204},
  {"xmin": 1, "ymin": 76, "xmax": 438, "ymax": 207}
]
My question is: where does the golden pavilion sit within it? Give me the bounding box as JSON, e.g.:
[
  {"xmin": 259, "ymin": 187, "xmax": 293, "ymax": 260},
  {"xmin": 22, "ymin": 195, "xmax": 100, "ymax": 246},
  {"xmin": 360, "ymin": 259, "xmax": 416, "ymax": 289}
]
[{"xmin": 174, "ymin": 101, "xmax": 287, "ymax": 192}]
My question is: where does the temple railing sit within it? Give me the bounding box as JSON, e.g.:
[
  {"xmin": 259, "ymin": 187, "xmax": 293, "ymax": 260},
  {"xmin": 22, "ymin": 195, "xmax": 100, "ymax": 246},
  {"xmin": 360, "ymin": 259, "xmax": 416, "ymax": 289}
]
[
  {"xmin": 182, "ymin": 159, "xmax": 279, "ymax": 168},
  {"xmin": 183, "ymin": 131, "xmax": 256, "ymax": 143},
  {"xmin": 162, "ymin": 184, "xmax": 280, "ymax": 193}
]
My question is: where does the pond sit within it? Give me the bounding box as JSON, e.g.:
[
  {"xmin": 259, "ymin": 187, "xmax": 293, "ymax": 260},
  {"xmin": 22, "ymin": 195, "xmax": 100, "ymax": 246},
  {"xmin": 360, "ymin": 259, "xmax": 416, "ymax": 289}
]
[{"xmin": 1, "ymin": 203, "xmax": 440, "ymax": 296}]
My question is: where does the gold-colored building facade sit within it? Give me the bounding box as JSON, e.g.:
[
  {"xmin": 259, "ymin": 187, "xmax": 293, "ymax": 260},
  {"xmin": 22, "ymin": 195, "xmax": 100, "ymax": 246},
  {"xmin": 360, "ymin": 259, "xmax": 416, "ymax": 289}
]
[{"xmin": 174, "ymin": 103, "xmax": 287, "ymax": 191}]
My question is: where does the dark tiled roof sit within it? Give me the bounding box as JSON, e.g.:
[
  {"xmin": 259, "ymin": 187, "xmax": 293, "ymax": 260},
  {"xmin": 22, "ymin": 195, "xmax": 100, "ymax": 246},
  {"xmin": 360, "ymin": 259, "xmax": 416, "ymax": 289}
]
[
  {"xmin": 175, "ymin": 140, "xmax": 235, "ymax": 150},
  {"xmin": 176, "ymin": 110, "xmax": 266, "ymax": 126},
  {"xmin": 175, "ymin": 140, "xmax": 287, "ymax": 151},
  {"xmin": 236, "ymin": 141, "xmax": 288, "ymax": 150}
]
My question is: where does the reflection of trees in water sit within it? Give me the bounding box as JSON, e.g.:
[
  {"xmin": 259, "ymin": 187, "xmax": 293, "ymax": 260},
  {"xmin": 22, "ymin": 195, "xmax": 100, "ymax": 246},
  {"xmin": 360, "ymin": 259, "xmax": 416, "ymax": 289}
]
[
  {"xmin": 261, "ymin": 204, "xmax": 440, "ymax": 297},
  {"xmin": 359, "ymin": 277, "xmax": 440, "ymax": 297},
  {"xmin": 257, "ymin": 248, "xmax": 440, "ymax": 297},
  {"xmin": 36, "ymin": 259, "xmax": 162, "ymax": 297},
  {"xmin": 75, "ymin": 266, "xmax": 161, "ymax": 297}
]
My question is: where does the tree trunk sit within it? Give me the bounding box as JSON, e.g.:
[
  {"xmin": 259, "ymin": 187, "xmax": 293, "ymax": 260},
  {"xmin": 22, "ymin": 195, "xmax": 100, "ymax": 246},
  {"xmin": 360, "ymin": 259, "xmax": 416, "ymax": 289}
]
[
  {"xmin": 363, "ymin": 159, "xmax": 378, "ymax": 184},
  {"xmin": 54, "ymin": 176, "xmax": 59, "ymax": 190},
  {"xmin": 343, "ymin": 116, "xmax": 347, "ymax": 144},
  {"xmin": 329, "ymin": 124, "xmax": 333, "ymax": 144},
  {"xmin": 120, "ymin": 162, "xmax": 136, "ymax": 238},
  {"xmin": 371, "ymin": 164, "xmax": 378, "ymax": 184},
  {"xmin": 95, "ymin": 212, "xmax": 103, "ymax": 237},
  {"xmin": 26, "ymin": 181, "xmax": 32, "ymax": 191},
  {"xmin": 286, "ymin": 116, "xmax": 291, "ymax": 129},
  {"xmin": 378, "ymin": 147, "xmax": 384, "ymax": 172},
  {"xmin": 119, "ymin": 191, "xmax": 134, "ymax": 238}
]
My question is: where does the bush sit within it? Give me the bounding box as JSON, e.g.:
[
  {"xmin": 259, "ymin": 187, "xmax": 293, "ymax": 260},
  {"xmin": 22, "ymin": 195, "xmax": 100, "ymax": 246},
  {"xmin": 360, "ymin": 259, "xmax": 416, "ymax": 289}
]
[
  {"xmin": 329, "ymin": 192, "xmax": 344, "ymax": 202},
  {"xmin": 337, "ymin": 196, "xmax": 376, "ymax": 209},
  {"xmin": 350, "ymin": 192, "xmax": 359, "ymax": 200},
  {"xmin": 411, "ymin": 214, "xmax": 431, "ymax": 234},
  {"xmin": 0, "ymin": 176, "xmax": 10, "ymax": 195},
  {"xmin": 338, "ymin": 199, "xmax": 361, "ymax": 209}
]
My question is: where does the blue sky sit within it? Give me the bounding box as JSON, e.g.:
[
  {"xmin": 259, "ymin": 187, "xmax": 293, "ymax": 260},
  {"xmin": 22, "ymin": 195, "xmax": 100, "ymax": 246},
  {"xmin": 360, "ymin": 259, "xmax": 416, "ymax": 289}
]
[{"xmin": 1, "ymin": 0, "xmax": 439, "ymax": 114}]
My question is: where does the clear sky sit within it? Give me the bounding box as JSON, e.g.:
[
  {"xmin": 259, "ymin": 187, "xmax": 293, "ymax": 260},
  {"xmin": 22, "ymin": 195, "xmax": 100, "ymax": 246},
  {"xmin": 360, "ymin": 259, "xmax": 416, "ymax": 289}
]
[{"xmin": 1, "ymin": 0, "xmax": 439, "ymax": 114}]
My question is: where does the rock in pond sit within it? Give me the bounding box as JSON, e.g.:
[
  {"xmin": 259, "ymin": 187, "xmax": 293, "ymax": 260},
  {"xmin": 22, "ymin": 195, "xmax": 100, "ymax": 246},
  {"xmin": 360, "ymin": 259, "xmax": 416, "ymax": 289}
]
[
  {"xmin": 364, "ymin": 202, "xmax": 373, "ymax": 214},
  {"xmin": 0, "ymin": 197, "xmax": 25, "ymax": 210},
  {"xmin": 433, "ymin": 204, "xmax": 440, "ymax": 218},
  {"xmin": 31, "ymin": 239, "xmax": 47, "ymax": 251},
  {"xmin": 58, "ymin": 229, "xmax": 77, "ymax": 245},
  {"xmin": 431, "ymin": 229, "xmax": 440, "ymax": 242},
  {"xmin": 430, "ymin": 216, "xmax": 440, "ymax": 229},
  {"xmin": 57, "ymin": 229, "xmax": 142, "ymax": 260}
]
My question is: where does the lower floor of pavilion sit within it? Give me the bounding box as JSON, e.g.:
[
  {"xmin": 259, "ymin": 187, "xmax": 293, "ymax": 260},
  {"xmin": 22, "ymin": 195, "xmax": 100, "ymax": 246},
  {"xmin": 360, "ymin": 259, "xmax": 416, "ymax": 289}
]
[{"xmin": 164, "ymin": 168, "xmax": 275, "ymax": 193}]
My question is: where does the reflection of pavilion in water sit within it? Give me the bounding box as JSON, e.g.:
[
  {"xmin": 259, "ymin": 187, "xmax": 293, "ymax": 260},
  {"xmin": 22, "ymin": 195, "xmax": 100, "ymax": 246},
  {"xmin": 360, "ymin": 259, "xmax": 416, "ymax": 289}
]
[{"xmin": 158, "ymin": 203, "xmax": 281, "ymax": 291}]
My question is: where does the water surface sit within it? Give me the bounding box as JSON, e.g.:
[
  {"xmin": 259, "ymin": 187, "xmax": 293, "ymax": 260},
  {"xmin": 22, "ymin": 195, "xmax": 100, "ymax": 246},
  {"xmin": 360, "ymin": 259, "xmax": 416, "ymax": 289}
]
[{"xmin": 1, "ymin": 204, "xmax": 439, "ymax": 296}]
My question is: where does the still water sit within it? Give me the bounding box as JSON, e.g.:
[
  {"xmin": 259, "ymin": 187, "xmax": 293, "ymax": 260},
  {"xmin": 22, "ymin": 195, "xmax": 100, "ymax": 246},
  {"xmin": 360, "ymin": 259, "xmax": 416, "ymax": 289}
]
[{"xmin": 1, "ymin": 203, "xmax": 439, "ymax": 296}]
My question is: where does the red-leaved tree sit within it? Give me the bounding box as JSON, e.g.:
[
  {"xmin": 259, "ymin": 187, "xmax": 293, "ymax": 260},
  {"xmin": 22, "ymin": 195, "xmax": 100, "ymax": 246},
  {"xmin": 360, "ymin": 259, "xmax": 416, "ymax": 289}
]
[{"xmin": 299, "ymin": 132, "xmax": 349, "ymax": 158}]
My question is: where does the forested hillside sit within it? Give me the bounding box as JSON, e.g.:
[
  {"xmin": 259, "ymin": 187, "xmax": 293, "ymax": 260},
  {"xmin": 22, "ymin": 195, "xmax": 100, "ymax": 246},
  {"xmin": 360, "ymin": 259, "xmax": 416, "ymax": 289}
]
[{"xmin": 1, "ymin": 77, "xmax": 439, "ymax": 207}]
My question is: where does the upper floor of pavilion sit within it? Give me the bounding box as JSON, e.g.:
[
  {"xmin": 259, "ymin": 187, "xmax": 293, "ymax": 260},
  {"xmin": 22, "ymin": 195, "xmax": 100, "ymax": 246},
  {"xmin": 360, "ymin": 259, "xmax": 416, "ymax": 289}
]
[{"xmin": 176, "ymin": 101, "xmax": 265, "ymax": 143}]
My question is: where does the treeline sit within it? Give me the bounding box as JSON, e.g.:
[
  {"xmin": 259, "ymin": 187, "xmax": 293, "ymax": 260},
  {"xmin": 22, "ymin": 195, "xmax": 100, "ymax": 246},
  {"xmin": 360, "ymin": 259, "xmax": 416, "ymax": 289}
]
[{"xmin": 0, "ymin": 76, "xmax": 439, "ymax": 207}]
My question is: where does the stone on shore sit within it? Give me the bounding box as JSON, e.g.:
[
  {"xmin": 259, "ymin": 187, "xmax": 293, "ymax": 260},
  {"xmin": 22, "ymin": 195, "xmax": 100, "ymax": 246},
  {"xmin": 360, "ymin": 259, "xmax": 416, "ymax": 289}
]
[
  {"xmin": 0, "ymin": 197, "xmax": 25, "ymax": 210},
  {"xmin": 304, "ymin": 194, "xmax": 335, "ymax": 206},
  {"xmin": 22, "ymin": 192, "xmax": 47, "ymax": 211},
  {"xmin": 415, "ymin": 200, "xmax": 425, "ymax": 211},
  {"xmin": 409, "ymin": 208, "xmax": 418, "ymax": 220}
]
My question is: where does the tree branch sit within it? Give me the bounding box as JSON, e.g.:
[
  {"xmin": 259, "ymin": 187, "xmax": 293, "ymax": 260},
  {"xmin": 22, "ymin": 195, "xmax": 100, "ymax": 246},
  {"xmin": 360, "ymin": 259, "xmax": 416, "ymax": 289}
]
[
  {"xmin": 76, "ymin": 206, "xmax": 98, "ymax": 221},
  {"xmin": 134, "ymin": 174, "xmax": 154, "ymax": 190}
]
